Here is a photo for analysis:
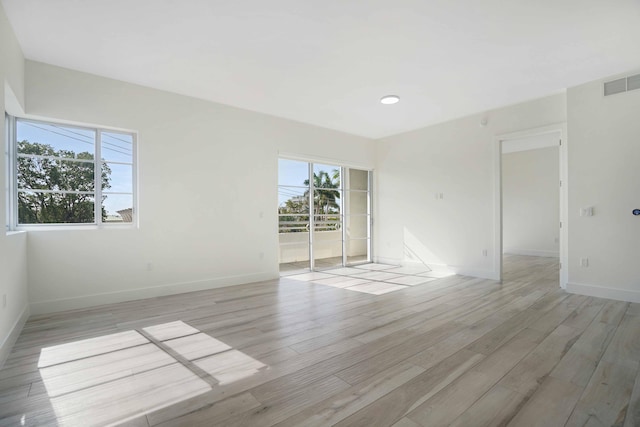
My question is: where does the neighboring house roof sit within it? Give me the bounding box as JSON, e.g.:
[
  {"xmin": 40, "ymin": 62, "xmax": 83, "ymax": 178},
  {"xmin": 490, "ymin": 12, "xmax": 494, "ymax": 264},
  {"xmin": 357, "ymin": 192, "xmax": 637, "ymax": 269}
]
[{"xmin": 117, "ymin": 208, "xmax": 133, "ymax": 223}]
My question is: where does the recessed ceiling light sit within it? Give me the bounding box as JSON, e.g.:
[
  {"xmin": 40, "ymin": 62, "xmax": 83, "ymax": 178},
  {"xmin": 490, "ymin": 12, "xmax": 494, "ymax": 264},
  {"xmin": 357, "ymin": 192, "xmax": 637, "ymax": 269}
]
[{"xmin": 380, "ymin": 95, "xmax": 400, "ymax": 105}]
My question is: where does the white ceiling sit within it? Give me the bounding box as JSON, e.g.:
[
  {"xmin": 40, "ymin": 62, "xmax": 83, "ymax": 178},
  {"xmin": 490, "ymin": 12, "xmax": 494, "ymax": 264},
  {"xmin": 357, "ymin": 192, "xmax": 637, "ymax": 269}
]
[{"xmin": 2, "ymin": 0, "xmax": 640, "ymax": 139}]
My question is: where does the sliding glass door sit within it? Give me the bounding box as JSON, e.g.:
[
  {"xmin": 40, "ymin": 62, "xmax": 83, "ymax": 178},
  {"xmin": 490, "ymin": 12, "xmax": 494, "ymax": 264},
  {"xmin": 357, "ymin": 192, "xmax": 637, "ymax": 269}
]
[
  {"xmin": 344, "ymin": 168, "xmax": 371, "ymax": 265},
  {"xmin": 278, "ymin": 158, "xmax": 371, "ymax": 274}
]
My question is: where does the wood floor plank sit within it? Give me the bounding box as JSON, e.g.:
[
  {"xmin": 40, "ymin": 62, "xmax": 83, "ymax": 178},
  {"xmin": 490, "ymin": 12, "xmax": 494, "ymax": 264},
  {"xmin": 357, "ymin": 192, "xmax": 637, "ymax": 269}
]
[
  {"xmin": 2, "ymin": 255, "xmax": 638, "ymax": 427},
  {"xmin": 407, "ymin": 315, "xmax": 507, "ymax": 371},
  {"xmin": 153, "ymin": 392, "xmax": 262, "ymax": 427},
  {"xmin": 51, "ymin": 363, "xmax": 211, "ymax": 427},
  {"xmin": 550, "ymin": 301, "xmax": 623, "ymax": 387},
  {"xmin": 215, "ymin": 376, "xmax": 350, "ymax": 427},
  {"xmin": 465, "ymin": 290, "xmax": 568, "ymax": 355},
  {"xmin": 37, "ymin": 330, "xmax": 149, "ymax": 368},
  {"xmin": 447, "ymin": 384, "xmax": 526, "ymax": 427},
  {"xmin": 625, "ymin": 369, "xmax": 640, "ymax": 427},
  {"xmin": 565, "ymin": 311, "xmax": 640, "ymax": 427},
  {"xmin": 39, "ymin": 343, "xmax": 175, "ymax": 397},
  {"xmin": 0, "ymin": 384, "xmax": 29, "ymax": 405},
  {"xmin": 564, "ymin": 360, "xmax": 635, "ymax": 427},
  {"xmin": 404, "ymin": 328, "xmax": 544, "ymax": 426},
  {"xmin": 273, "ymin": 363, "xmax": 425, "ymax": 427},
  {"xmin": 336, "ymin": 320, "xmax": 474, "ymax": 385},
  {"xmin": 601, "ymin": 310, "xmax": 640, "ymax": 369},
  {"xmin": 334, "ymin": 349, "xmax": 484, "ymax": 427},
  {"xmin": 550, "ymin": 323, "xmax": 616, "ymax": 388},
  {"xmin": 506, "ymin": 377, "xmax": 583, "ymax": 427},
  {"xmin": 390, "ymin": 418, "xmax": 421, "ymax": 427},
  {"xmin": 498, "ymin": 324, "xmax": 583, "ymax": 396}
]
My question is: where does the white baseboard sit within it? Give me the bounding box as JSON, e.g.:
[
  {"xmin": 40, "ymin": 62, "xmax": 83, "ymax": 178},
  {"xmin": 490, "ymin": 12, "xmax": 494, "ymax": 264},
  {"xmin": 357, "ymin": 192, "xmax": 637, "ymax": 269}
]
[
  {"xmin": 30, "ymin": 271, "xmax": 277, "ymax": 315},
  {"xmin": 504, "ymin": 249, "xmax": 559, "ymax": 258},
  {"xmin": 0, "ymin": 304, "xmax": 30, "ymax": 370},
  {"xmin": 566, "ymin": 282, "xmax": 640, "ymax": 303}
]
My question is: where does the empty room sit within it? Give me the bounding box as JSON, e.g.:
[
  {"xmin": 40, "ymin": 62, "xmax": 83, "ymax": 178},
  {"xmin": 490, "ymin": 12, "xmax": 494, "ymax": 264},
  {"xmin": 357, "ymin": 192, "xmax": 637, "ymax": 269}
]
[{"xmin": 1, "ymin": 1, "xmax": 639, "ymax": 426}]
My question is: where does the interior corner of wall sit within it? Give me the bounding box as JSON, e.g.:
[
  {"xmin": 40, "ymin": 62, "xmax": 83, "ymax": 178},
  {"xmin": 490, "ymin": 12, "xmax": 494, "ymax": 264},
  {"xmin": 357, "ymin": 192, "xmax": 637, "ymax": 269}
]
[
  {"xmin": 4, "ymin": 79, "xmax": 25, "ymax": 116},
  {"xmin": 0, "ymin": 303, "xmax": 29, "ymax": 370}
]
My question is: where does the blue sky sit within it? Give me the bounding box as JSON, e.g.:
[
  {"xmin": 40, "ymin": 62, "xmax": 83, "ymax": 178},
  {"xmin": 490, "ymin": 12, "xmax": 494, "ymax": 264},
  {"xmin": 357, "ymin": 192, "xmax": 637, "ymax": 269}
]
[{"xmin": 278, "ymin": 159, "xmax": 341, "ymax": 207}]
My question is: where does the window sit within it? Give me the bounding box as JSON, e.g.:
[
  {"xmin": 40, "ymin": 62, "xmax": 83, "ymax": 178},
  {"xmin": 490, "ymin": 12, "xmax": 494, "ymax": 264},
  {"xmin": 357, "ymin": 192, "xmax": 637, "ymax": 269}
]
[{"xmin": 6, "ymin": 116, "xmax": 136, "ymax": 227}]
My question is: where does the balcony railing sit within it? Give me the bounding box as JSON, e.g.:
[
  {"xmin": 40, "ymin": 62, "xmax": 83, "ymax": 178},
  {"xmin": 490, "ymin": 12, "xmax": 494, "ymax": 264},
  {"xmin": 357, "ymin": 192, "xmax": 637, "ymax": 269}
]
[{"xmin": 278, "ymin": 214, "xmax": 341, "ymax": 233}]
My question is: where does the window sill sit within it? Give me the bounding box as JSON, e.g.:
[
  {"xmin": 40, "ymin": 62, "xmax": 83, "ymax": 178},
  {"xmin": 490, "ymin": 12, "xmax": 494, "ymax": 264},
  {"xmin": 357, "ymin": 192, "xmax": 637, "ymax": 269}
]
[{"xmin": 12, "ymin": 224, "xmax": 137, "ymax": 232}]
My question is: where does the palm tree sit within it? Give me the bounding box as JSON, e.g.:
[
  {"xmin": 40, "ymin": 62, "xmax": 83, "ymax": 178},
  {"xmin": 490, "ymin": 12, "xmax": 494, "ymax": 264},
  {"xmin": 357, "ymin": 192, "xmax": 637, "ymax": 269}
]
[{"xmin": 304, "ymin": 169, "xmax": 340, "ymax": 230}]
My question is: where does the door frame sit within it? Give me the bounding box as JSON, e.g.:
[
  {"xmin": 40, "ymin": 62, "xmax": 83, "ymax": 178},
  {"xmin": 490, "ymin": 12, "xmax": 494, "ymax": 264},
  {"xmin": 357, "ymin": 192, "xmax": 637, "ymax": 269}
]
[{"xmin": 493, "ymin": 123, "xmax": 568, "ymax": 288}]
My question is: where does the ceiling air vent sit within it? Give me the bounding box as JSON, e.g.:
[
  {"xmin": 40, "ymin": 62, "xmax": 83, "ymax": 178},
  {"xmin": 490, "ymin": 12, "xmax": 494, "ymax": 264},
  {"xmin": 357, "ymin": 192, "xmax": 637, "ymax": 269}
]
[
  {"xmin": 604, "ymin": 73, "xmax": 640, "ymax": 96},
  {"xmin": 604, "ymin": 78, "xmax": 626, "ymax": 96},
  {"xmin": 627, "ymin": 74, "xmax": 640, "ymax": 91}
]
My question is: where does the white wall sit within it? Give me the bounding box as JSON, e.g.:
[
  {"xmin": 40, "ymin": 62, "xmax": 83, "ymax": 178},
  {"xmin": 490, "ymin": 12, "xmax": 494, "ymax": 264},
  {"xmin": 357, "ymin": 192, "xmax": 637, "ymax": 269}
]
[
  {"xmin": 502, "ymin": 146, "xmax": 559, "ymax": 257},
  {"xmin": 374, "ymin": 94, "xmax": 566, "ymax": 278},
  {"xmin": 0, "ymin": 3, "xmax": 29, "ymax": 367},
  {"xmin": 566, "ymin": 74, "xmax": 640, "ymax": 302},
  {"xmin": 24, "ymin": 61, "xmax": 375, "ymax": 314},
  {"xmin": 278, "ymin": 231, "xmax": 342, "ymax": 263}
]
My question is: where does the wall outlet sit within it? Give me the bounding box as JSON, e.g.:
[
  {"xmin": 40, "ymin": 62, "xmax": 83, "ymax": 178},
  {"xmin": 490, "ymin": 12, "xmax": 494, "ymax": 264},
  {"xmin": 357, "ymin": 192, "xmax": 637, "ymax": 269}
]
[
  {"xmin": 146, "ymin": 262, "xmax": 154, "ymax": 271},
  {"xmin": 482, "ymin": 249, "xmax": 488, "ymax": 257},
  {"xmin": 580, "ymin": 258, "xmax": 589, "ymax": 267},
  {"xmin": 554, "ymin": 237, "xmax": 559, "ymax": 244}
]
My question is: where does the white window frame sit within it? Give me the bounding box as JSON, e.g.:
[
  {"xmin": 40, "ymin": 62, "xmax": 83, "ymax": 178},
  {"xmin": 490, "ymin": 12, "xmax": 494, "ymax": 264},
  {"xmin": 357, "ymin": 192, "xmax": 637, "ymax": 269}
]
[
  {"xmin": 6, "ymin": 115, "xmax": 138, "ymax": 229},
  {"xmin": 5, "ymin": 113, "xmax": 16, "ymax": 232}
]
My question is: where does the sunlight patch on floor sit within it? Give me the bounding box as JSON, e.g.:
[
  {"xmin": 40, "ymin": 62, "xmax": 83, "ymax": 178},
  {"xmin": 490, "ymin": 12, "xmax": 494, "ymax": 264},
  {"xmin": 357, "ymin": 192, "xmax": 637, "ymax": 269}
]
[
  {"xmin": 285, "ymin": 263, "xmax": 448, "ymax": 295},
  {"xmin": 38, "ymin": 321, "xmax": 267, "ymax": 426}
]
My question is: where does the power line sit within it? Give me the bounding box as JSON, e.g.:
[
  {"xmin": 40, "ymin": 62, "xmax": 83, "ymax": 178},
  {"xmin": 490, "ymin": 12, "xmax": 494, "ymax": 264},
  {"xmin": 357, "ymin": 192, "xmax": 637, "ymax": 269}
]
[
  {"xmin": 102, "ymin": 132, "xmax": 132, "ymax": 145},
  {"xmin": 50, "ymin": 124, "xmax": 132, "ymax": 154},
  {"xmin": 49, "ymin": 124, "xmax": 132, "ymax": 152},
  {"xmin": 22, "ymin": 122, "xmax": 131, "ymax": 156}
]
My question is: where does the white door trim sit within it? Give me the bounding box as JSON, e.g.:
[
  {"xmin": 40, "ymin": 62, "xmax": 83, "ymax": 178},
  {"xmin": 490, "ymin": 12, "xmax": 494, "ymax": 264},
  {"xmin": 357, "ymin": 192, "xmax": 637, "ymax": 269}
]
[{"xmin": 493, "ymin": 122, "xmax": 568, "ymax": 288}]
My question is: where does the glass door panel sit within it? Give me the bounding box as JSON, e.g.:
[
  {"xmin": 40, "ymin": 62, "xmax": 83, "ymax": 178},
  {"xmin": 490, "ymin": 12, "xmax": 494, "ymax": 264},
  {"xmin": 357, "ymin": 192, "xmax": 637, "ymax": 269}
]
[
  {"xmin": 346, "ymin": 239, "xmax": 369, "ymax": 264},
  {"xmin": 278, "ymin": 159, "xmax": 310, "ymax": 274},
  {"xmin": 344, "ymin": 168, "xmax": 371, "ymax": 265},
  {"xmin": 311, "ymin": 166, "xmax": 342, "ymax": 270},
  {"xmin": 348, "ymin": 168, "xmax": 369, "ymax": 191}
]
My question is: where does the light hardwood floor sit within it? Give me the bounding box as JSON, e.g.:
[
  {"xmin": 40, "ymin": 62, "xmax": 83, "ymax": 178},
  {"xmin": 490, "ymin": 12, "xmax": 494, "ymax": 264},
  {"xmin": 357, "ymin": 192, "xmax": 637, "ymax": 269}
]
[{"xmin": 1, "ymin": 255, "xmax": 639, "ymax": 426}]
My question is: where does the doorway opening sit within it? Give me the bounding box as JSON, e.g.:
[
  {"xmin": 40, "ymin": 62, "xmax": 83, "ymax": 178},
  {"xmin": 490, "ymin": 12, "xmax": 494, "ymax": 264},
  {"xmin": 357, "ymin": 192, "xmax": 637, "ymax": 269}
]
[
  {"xmin": 278, "ymin": 158, "xmax": 372, "ymax": 275},
  {"xmin": 495, "ymin": 124, "xmax": 568, "ymax": 288}
]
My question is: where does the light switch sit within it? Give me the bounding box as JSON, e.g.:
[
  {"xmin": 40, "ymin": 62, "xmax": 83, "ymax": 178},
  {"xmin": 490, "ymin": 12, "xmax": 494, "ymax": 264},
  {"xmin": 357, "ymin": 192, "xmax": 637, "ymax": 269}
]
[{"xmin": 580, "ymin": 207, "xmax": 594, "ymax": 217}]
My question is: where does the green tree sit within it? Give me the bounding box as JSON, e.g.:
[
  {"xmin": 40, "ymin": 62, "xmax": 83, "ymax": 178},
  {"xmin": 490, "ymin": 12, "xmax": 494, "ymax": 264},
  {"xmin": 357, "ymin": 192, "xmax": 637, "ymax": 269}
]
[
  {"xmin": 277, "ymin": 195, "xmax": 309, "ymax": 233},
  {"xmin": 304, "ymin": 169, "xmax": 340, "ymax": 230},
  {"xmin": 278, "ymin": 169, "xmax": 341, "ymax": 233},
  {"xmin": 17, "ymin": 140, "xmax": 111, "ymax": 224}
]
